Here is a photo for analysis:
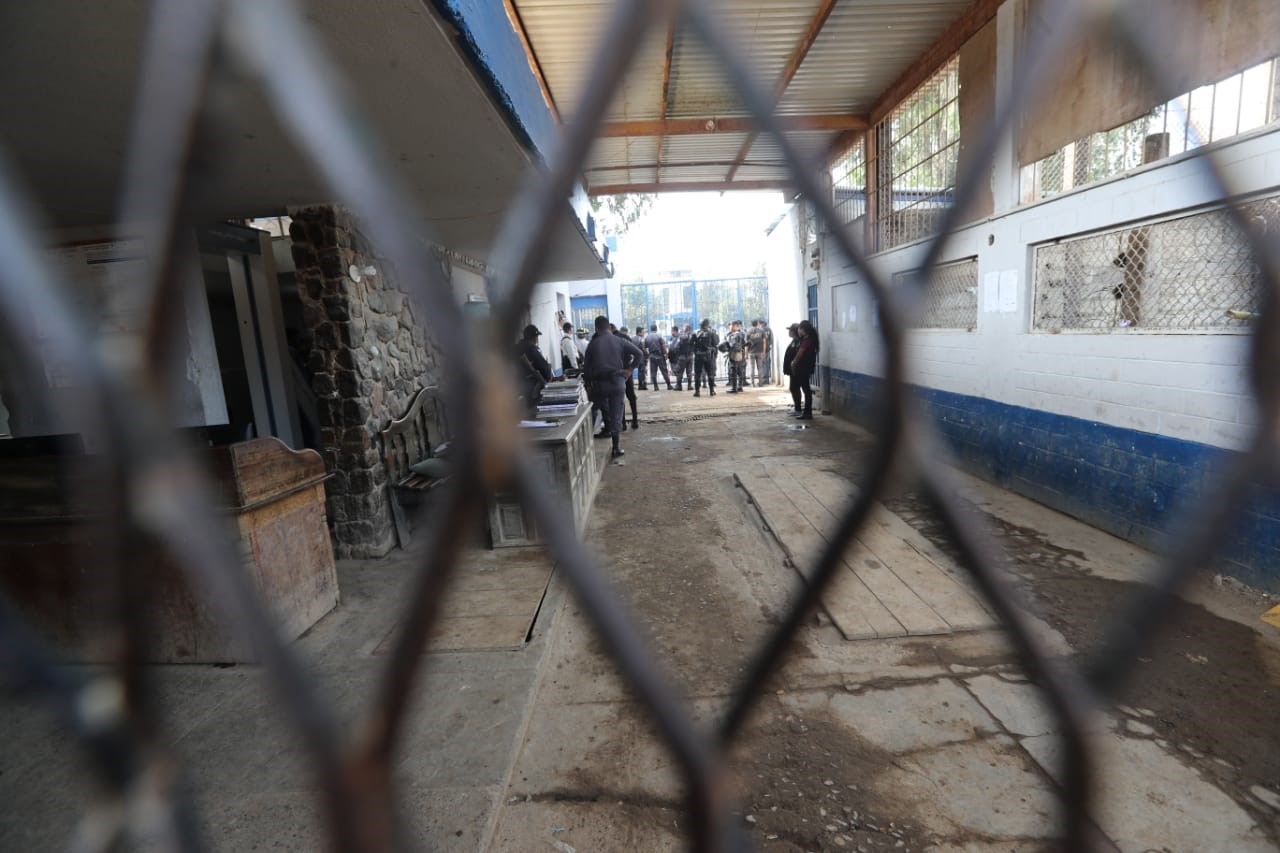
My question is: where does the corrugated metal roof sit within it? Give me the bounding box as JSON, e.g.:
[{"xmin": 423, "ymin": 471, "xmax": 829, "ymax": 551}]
[{"xmin": 511, "ymin": 0, "xmax": 981, "ymax": 193}]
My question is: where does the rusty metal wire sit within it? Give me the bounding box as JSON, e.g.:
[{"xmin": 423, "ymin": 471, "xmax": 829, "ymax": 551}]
[{"xmin": 0, "ymin": 0, "xmax": 1277, "ymax": 850}]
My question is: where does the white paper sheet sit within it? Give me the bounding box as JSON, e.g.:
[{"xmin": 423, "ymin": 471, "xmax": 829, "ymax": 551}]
[
  {"xmin": 998, "ymin": 269, "xmax": 1018, "ymax": 313},
  {"xmin": 983, "ymin": 271, "xmax": 1000, "ymax": 313}
]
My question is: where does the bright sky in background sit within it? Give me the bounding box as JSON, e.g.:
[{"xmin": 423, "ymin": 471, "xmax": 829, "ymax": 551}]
[{"xmin": 610, "ymin": 191, "xmax": 790, "ymax": 282}]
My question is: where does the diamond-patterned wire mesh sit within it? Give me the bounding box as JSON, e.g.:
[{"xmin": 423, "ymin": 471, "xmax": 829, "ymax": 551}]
[
  {"xmin": 896, "ymin": 257, "xmax": 979, "ymax": 331},
  {"xmin": 1033, "ymin": 195, "xmax": 1279, "ymax": 331},
  {"xmin": 0, "ymin": 1, "xmax": 1278, "ymax": 851}
]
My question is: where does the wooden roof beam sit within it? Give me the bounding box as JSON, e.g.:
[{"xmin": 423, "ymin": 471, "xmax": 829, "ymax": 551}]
[
  {"xmin": 588, "ymin": 180, "xmax": 792, "ymax": 196},
  {"xmin": 725, "ymin": 0, "xmax": 843, "ymax": 182},
  {"xmin": 653, "ymin": 20, "xmax": 677, "ymax": 185},
  {"xmin": 501, "ymin": 0, "xmax": 560, "ymax": 122},
  {"xmin": 598, "ymin": 114, "xmax": 867, "ymax": 138},
  {"xmin": 586, "ymin": 159, "xmax": 786, "ymax": 173},
  {"xmin": 868, "ymin": 0, "xmax": 1001, "ymax": 126}
]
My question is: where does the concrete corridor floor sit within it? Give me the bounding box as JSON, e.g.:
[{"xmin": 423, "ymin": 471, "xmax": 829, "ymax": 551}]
[{"xmin": 3, "ymin": 383, "xmax": 1279, "ymax": 851}]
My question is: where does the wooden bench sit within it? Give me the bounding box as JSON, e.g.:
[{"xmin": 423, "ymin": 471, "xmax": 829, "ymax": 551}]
[{"xmin": 380, "ymin": 386, "xmax": 450, "ymax": 547}]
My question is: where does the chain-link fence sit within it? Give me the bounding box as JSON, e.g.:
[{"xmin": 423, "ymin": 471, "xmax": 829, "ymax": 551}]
[
  {"xmin": 895, "ymin": 257, "xmax": 979, "ymax": 331},
  {"xmin": 1033, "ymin": 194, "xmax": 1279, "ymax": 331},
  {"xmin": 1, "ymin": 0, "xmax": 1279, "ymax": 851}
]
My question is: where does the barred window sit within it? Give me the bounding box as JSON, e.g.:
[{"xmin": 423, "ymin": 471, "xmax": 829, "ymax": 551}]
[
  {"xmin": 1032, "ymin": 195, "xmax": 1278, "ymax": 332},
  {"xmin": 894, "ymin": 257, "xmax": 978, "ymax": 331},
  {"xmin": 1021, "ymin": 55, "xmax": 1280, "ymax": 203},
  {"xmin": 870, "ymin": 56, "xmax": 960, "ymax": 251},
  {"xmin": 830, "ymin": 137, "xmax": 867, "ymax": 225}
]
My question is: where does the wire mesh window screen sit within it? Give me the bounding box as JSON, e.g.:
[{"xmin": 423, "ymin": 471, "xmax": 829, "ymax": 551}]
[
  {"xmin": 1021, "ymin": 54, "xmax": 1280, "ymax": 203},
  {"xmin": 830, "ymin": 137, "xmax": 867, "ymax": 225},
  {"xmin": 895, "ymin": 258, "xmax": 979, "ymax": 330},
  {"xmin": 870, "ymin": 55, "xmax": 960, "ymax": 251},
  {"xmin": 1033, "ymin": 195, "xmax": 1279, "ymax": 331}
]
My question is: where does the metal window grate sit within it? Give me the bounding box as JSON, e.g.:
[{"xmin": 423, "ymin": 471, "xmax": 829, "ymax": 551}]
[
  {"xmin": 830, "ymin": 138, "xmax": 868, "ymax": 226},
  {"xmin": 1021, "ymin": 54, "xmax": 1280, "ymax": 203},
  {"xmin": 895, "ymin": 257, "xmax": 979, "ymax": 331},
  {"xmin": 1032, "ymin": 195, "xmax": 1280, "ymax": 331},
  {"xmin": 870, "ymin": 55, "xmax": 961, "ymax": 251},
  {"xmin": 0, "ymin": 2, "xmax": 1279, "ymax": 851}
]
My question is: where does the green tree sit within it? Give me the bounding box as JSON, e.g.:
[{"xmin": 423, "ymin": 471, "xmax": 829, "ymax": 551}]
[{"xmin": 589, "ymin": 193, "xmax": 655, "ymax": 235}]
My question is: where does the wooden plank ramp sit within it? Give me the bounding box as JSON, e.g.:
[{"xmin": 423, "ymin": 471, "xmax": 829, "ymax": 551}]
[{"xmin": 737, "ymin": 464, "xmax": 995, "ymax": 640}]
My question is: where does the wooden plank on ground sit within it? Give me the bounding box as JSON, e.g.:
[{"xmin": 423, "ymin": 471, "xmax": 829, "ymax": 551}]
[
  {"xmin": 859, "ymin": 509, "xmax": 995, "ymax": 630},
  {"xmin": 736, "ymin": 472, "xmax": 825, "ymax": 571},
  {"xmin": 801, "ymin": 469, "xmax": 996, "ymax": 632},
  {"xmin": 767, "ymin": 463, "xmax": 950, "ymax": 636},
  {"xmin": 741, "ymin": 467, "xmax": 906, "ymax": 640}
]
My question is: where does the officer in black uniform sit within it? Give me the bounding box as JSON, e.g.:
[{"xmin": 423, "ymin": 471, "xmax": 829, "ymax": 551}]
[
  {"xmin": 584, "ymin": 316, "xmax": 644, "ymax": 458},
  {"xmin": 667, "ymin": 325, "xmax": 682, "ymax": 388},
  {"xmin": 691, "ymin": 318, "xmax": 719, "ymax": 397},
  {"xmin": 514, "ymin": 324, "xmax": 554, "ymax": 413},
  {"xmin": 644, "ymin": 324, "xmax": 673, "ymax": 390},
  {"xmin": 676, "ymin": 324, "xmax": 694, "ymax": 391},
  {"xmin": 614, "ymin": 325, "xmax": 641, "ymax": 429}
]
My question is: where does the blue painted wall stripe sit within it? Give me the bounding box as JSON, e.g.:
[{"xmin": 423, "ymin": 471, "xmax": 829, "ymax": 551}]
[{"xmin": 827, "ymin": 368, "xmax": 1280, "ymax": 593}]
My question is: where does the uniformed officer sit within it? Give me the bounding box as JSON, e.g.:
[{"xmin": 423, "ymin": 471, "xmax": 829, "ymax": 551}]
[
  {"xmin": 724, "ymin": 320, "xmax": 748, "ymax": 393},
  {"xmin": 614, "ymin": 325, "xmax": 641, "ymax": 429},
  {"xmin": 632, "ymin": 326, "xmax": 649, "ymax": 390},
  {"xmin": 677, "ymin": 324, "xmax": 694, "ymax": 390},
  {"xmin": 667, "ymin": 325, "xmax": 682, "ymax": 387},
  {"xmin": 585, "ymin": 316, "xmax": 644, "ymax": 458},
  {"xmin": 644, "ymin": 324, "xmax": 673, "ymax": 390},
  {"xmin": 691, "ymin": 318, "xmax": 719, "ymax": 397}
]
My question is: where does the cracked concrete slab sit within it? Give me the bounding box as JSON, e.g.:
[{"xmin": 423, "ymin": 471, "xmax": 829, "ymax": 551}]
[
  {"xmin": 1021, "ymin": 733, "xmax": 1274, "ymax": 852},
  {"xmin": 877, "ymin": 735, "xmax": 1059, "ymax": 840},
  {"xmin": 962, "ymin": 674, "xmax": 1056, "ymax": 738},
  {"xmin": 782, "ymin": 678, "xmax": 1001, "ymax": 753}
]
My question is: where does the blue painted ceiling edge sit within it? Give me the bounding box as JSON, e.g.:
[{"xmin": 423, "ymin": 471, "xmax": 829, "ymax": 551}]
[
  {"xmin": 430, "ymin": 0, "xmax": 602, "ymax": 269},
  {"xmin": 429, "ymin": 0, "xmax": 557, "ymax": 163}
]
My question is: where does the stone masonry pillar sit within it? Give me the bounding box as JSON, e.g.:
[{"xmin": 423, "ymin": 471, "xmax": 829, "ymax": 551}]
[{"xmin": 288, "ymin": 205, "xmax": 445, "ymax": 558}]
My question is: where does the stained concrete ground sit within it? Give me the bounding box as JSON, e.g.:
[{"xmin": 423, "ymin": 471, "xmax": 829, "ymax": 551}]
[{"xmin": 3, "ymin": 383, "xmax": 1279, "ymax": 851}]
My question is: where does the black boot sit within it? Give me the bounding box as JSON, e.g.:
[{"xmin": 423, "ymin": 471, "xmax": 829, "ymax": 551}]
[{"xmin": 631, "ymin": 417, "xmax": 639, "ymax": 430}]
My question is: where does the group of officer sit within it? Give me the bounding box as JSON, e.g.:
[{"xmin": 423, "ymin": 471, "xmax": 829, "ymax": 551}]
[
  {"xmin": 622, "ymin": 317, "xmax": 774, "ymax": 397},
  {"xmin": 565, "ymin": 315, "xmax": 776, "ymax": 459}
]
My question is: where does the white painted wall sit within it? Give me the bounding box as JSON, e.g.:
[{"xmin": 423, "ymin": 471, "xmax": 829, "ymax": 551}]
[
  {"xmin": 765, "ymin": 205, "xmax": 807, "ymax": 383},
  {"xmin": 817, "ymin": 125, "xmax": 1280, "ymax": 451},
  {"xmin": 529, "ymin": 280, "xmax": 573, "ymax": 372}
]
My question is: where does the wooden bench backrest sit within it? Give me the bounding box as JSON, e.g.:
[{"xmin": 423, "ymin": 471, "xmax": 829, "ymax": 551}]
[{"xmin": 380, "ymin": 386, "xmax": 448, "ymax": 484}]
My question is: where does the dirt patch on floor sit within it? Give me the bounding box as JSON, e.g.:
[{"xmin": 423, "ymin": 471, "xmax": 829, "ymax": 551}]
[
  {"xmin": 886, "ymin": 492, "xmax": 1280, "ymax": 841},
  {"xmin": 732, "ymin": 703, "xmax": 932, "ymax": 852},
  {"xmin": 588, "ymin": 432, "xmax": 764, "ymax": 697}
]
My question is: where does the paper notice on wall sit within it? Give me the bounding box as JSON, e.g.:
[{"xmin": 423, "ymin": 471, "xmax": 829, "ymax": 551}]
[
  {"xmin": 982, "ymin": 272, "xmax": 1000, "ymax": 313},
  {"xmin": 998, "ymin": 269, "xmax": 1018, "ymax": 313}
]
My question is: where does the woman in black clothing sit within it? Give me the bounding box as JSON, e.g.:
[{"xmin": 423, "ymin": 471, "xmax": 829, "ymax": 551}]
[
  {"xmin": 781, "ymin": 324, "xmax": 801, "ymax": 414},
  {"xmin": 791, "ymin": 320, "xmax": 819, "ymax": 419}
]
